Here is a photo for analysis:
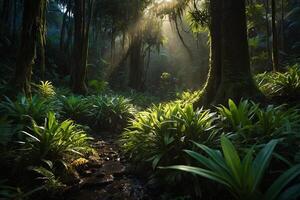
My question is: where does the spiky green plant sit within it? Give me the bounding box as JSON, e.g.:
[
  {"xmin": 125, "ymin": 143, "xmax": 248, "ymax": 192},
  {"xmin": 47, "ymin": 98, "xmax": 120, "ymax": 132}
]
[
  {"xmin": 22, "ymin": 112, "xmax": 93, "ymax": 163},
  {"xmin": 88, "ymin": 95, "xmax": 135, "ymax": 131},
  {"xmin": 0, "ymin": 95, "xmax": 52, "ymax": 125},
  {"xmin": 0, "ymin": 117, "xmax": 22, "ymax": 145},
  {"xmin": 121, "ymin": 102, "xmax": 218, "ymax": 169},
  {"xmin": 35, "ymin": 81, "xmax": 56, "ymax": 98},
  {"xmin": 217, "ymin": 99, "xmax": 300, "ymax": 144},
  {"xmin": 255, "ymin": 65, "xmax": 300, "ymax": 101},
  {"xmin": 59, "ymin": 95, "xmax": 90, "ymax": 122},
  {"xmin": 164, "ymin": 136, "xmax": 300, "ymax": 200}
]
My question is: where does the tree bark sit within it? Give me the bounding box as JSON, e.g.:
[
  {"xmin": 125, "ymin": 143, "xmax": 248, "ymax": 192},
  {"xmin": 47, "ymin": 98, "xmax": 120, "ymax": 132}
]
[
  {"xmin": 13, "ymin": 0, "xmax": 45, "ymax": 96},
  {"xmin": 60, "ymin": 0, "xmax": 71, "ymax": 51},
  {"xmin": 128, "ymin": 34, "xmax": 144, "ymax": 91},
  {"xmin": 196, "ymin": 0, "xmax": 262, "ymax": 106},
  {"xmin": 264, "ymin": 0, "xmax": 271, "ymax": 68},
  {"xmin": 195, "ymin": 0, "xmax": 222, "ymax": 107},
  {"xmin": 37, "ymin": 0, "xmax": 47, "ymax": 79},
  {"xmin": 128, "ymin": 0, "xmax": 144, "ymax": 91},
  {"xmin": 71, "ymin": 0, "xmax": 94, "ymax": 94},
  {"xmin": 271, "ymin": 0, "xmax": 279, "ymax": 71}
]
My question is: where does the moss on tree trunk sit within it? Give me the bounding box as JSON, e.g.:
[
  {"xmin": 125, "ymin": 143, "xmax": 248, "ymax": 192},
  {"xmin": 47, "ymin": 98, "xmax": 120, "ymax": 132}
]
[
  {"xmin": 197, "ymin": 0, "xmax": 263, "ymax": 106},
  {"xmin": 14, "ymin": 0, "xmax": 45, "ymax": 96}
]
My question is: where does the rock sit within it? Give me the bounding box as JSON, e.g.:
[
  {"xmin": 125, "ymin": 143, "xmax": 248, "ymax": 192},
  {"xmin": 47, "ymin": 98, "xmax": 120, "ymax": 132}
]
[
  {"xmin": 79, "ymin": 175, "xmax": 114, "ymax": 188},
  {"xmin": 100, "ymin": 161, "xmax": 126, "ymax": 177}
]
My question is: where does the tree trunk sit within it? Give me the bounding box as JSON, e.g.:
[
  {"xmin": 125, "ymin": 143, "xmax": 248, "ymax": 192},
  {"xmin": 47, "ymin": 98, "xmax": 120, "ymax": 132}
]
[
  {"xmin": 264, "ymin": 0, "xmax": 271, "ymax": 68},
  {"xmin": 11, "ymin": 0, "xmax": 17, "ymax": 41},
  {"xmin": 196, "ymin": 0, "xmax": 262, "ymax": 106},
  {"xmin": 128, "ymin": 0, "xmax": 144, "ymax": 91},
  {"xmin": 195, "ymin": 0, "xmax": 222, "ymax": 107},
  {"xmin": 214, "ymin": 0, "xmax": 260, "ymax": 104},
  {"xmin": 71, "ymin": 0, "xmax": 94, "ymax": 94},
  {"xmin": 128, "ymin": 34, "xmax": 144, "ymax": 91},
  {"xmin": 0, "ymin": 0, "xmax": 12, "ymax": 35},
  {"xmin": 60, "ymin": 0, "xmax": 71, "ymax": 51},
  {"xmin": 13, "ymin": 0, "xmax": 45, "ymax": 96},
  {"xmin": 271, "ymin": 0, "xmax": 279, "ymax": 71},
  {"xmin": 37, "ymin": 0, "xmax": 47, "ymax": 80}
]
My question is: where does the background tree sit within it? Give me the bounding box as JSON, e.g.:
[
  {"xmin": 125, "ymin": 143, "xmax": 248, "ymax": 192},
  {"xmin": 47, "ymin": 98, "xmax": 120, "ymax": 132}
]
[
  {"xmin": 271, "ymin": 0, "xmax": 279, "ymax": 71},
  {"xmin": 71, "ymin": 0, "xmax": 94, "ymax": 94},
  {"xmin": 13, "ymin": 0, "xmax": 47, "ymax": 96}
]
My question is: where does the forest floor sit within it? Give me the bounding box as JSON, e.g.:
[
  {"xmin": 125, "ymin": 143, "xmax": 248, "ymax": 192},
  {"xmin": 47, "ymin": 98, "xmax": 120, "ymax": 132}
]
[{"xmin": 64, "ymin": 132, "xmax": 152, "ymax": 200}]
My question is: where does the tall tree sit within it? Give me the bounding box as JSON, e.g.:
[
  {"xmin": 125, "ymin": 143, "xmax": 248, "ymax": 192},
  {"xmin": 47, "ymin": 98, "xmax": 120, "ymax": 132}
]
[
  {"xmin": 271, "ymin": 0, "xmax": 279, "ymax": 71},
  {"xmin": 197, "ymin": 0, "xmax": 262, "ymax": 106},
  {"xmin": 13, "ymin": 0, "xmax": 46, "ymax": 96},
  {"xmin": 71, "ymin": 0, "xmax": 94, "ymax": 94},
  {"xmin": 128, "ymin": 0, "xmax": 144, "ymax": 91}
]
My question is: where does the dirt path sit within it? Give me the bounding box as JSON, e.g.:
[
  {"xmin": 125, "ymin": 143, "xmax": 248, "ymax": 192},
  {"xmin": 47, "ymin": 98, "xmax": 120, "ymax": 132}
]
[{"xmin": 65, "ymin": 133, "xmax": 151, "ymax": 200}]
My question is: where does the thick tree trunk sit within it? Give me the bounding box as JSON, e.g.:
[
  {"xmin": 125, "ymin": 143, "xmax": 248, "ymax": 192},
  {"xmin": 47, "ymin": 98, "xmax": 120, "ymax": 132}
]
[
  {"xmin": 14, "ymin": 0, "xmax": 45, "ymax": 96},
  {"xmin": 214, "ymin": 0, "xmax": 259, "ymax": 103},
  {"xmin": 128, "ymin": 0, "xmax": 144, "ymax": 91},
  {"xmin": 128, "ymin": 34, "xmax": 144, "ymax": 91},
  {"xmin": 271, "ymin": 0, "xmax": 279, "ymax": 71},
  {"xmin": 196, "ymin": 0, "xmax": 262, "ymax": 106},
  {"xmin": 71, "ymin": 0, "xmax": 93, "ymax": 94},
  {"xmin": 195, "ymin": 0, "xmax": 222, "ymax": 106}
]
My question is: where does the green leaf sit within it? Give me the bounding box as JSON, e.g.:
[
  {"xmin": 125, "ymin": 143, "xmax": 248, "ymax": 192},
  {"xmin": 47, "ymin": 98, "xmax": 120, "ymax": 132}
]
[
  {"xmin": 264, "ymin": 164, "xmax": 300, "ymax": 200},
  {"xmin": 252, "ymin": 139, "xmax": 278, "ymax": 191}
]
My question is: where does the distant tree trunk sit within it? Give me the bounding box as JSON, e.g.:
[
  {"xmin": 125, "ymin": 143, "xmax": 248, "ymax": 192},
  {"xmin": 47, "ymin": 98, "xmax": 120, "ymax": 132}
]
[
  {"xmin": 128, "ymin": 34, "xmax": 144, "ymax": 91},
  {"xmin": 71, "ymin": 0, "xmax": 94, "ymax": 94},
  {"xmin": 37, "ymin": 0, "xmax": 47, "ymax": 79},
  {"xmin": 271, "ymin": 0, "xmax": 279, "ymax": 71},
  {"xmin": 280, "ymin": 0, "xmax": 285, "ymax": 52},
  {"xmin": 196, "ymin": 0, "xmax": 262, "ymax": 106},
  {"xmin": 11, "ymin": 0, "xmax": 17, "ymax": 41},
  {"xmin": 0, "ymin": 0, "xmax": 12, "ymax": 35},
  {"xmin": 60, "ymin": 0, "xmax": 71, "ymax": 51},
  {"xmin": 264, "ymin": 0, "xmax": 271, "ymax": 68},
  {"xmin": 128, "ymin": 0, "xmax": 144, "ymax": 91},
  {"xmin": 110, "ymin": 25, "xmax": 116, "ymax": 66},
  {"xmin": 14, "ymin": 0, "xmax": 45, "ymax": 96}
]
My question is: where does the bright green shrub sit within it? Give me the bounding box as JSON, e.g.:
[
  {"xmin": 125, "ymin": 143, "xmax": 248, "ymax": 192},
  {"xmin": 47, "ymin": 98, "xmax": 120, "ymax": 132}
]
[
  {"xmin": 22, "ymin": 112, "xmax": 93, "ymax": 164},
  {"xmin": 0, "ymin": 95, "xmax": 53, "ymax": 125},
  {"xmin": 165, "ymin": 136, "xmax": 300, "ymax": 200},
  {"xmin": 88, "ymin": 79, "xmax": 109, "ymax": 94},
  {"xmin": 217, "ymin": 99, "xmax": 300, "ymax": 144},
  {"xmin": 87, "ymin": 95, "xmax": 135, "ymax": 131},
  {"xmin": 59, "ymin": 95, "xmax": 90, "ymax": 122},
  {"xmin": 255, "ymin": 65, "xmax": 300, "ymax": 101},
  {"xmin": 120, "ymin": 102, "xmax": 218, "ymax": 169}
]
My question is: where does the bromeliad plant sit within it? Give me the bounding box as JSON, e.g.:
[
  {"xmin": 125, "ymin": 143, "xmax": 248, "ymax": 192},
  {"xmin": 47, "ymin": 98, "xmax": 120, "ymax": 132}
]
[
  {"xmin": 121, "ymin": 102, "xmax": 218, "ymax": 169},
  {"xmin": 59, "ymin": 95, "xmax": 90, "ymax": 122},
  {"xmin": 87, "ymin": 95, "xmax": 135, "ymax": 131},
  {"xmin": 35, "ymin": 81, "xmax": 56, "ymax": 98},
  {"xmin": 255, "ymin": 65, "xmax": 300, "ymax": 101},
  {"xmin": 164, "ymin": 136, "xmax": 300, "ymax": 200},
  {"xmin": 0, "ymin": 95, "xmax": 53, "ymax": 125},
  {"xmin": 22, "ymin": 112, "xmax": 93, "ymax": 164},
  {"xmin": 217, "ymin": 99, "xmax": 300, "ymax": 144}
]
